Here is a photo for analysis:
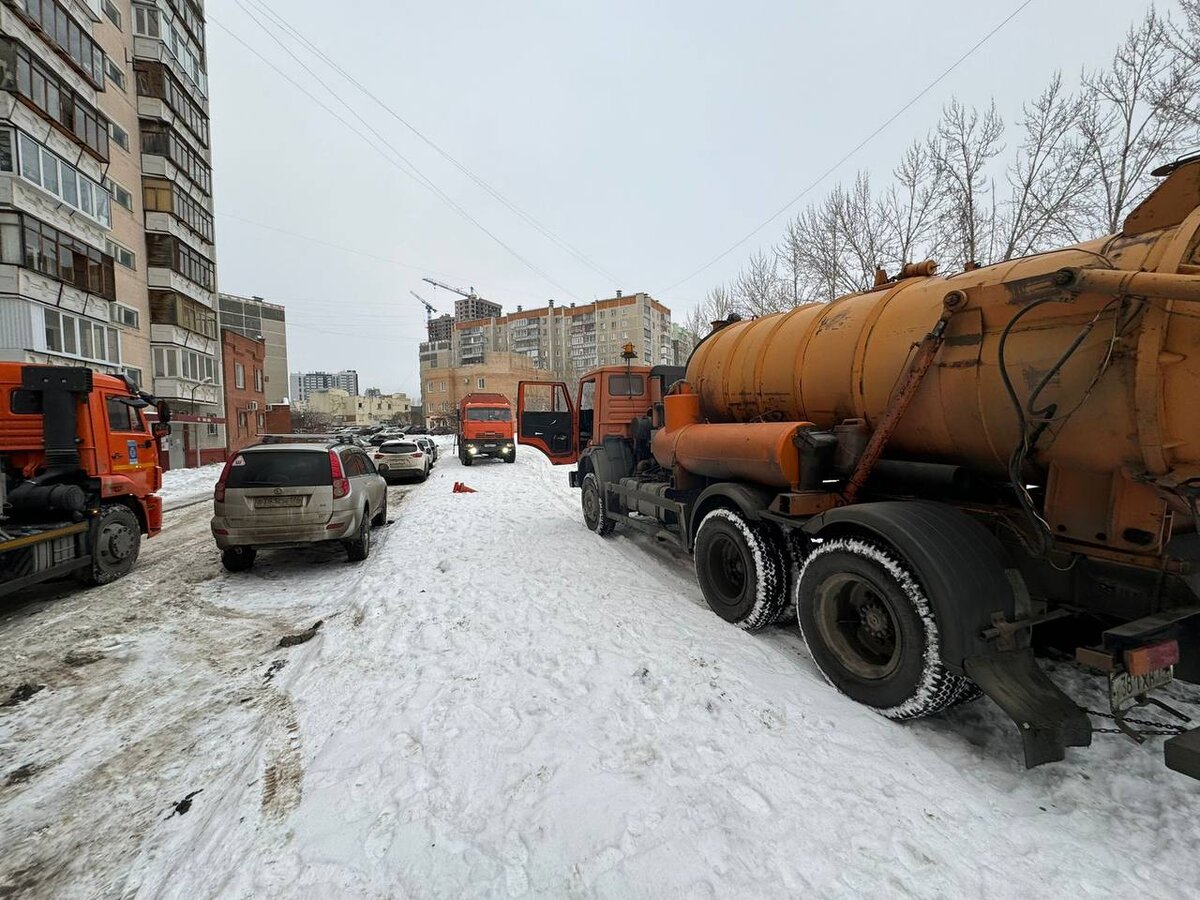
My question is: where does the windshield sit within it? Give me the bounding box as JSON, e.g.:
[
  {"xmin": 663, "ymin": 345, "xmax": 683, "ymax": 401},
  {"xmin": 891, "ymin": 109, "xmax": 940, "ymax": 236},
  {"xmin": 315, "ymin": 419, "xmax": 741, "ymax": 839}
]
[
  {"xmin": 465, "ymin": 407, "xmax": 511, "ymax": 422},
  {"xmin": 226, "ymin": 451, "xmax": 332, "ymax": 488}
]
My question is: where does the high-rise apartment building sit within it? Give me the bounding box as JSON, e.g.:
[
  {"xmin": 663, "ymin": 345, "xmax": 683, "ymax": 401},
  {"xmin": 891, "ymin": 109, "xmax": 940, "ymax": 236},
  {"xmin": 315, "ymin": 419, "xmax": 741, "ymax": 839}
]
[
  {"xmin": 0, "ymin": 1, "xmax": 222, "ymax": 468},
  {"xmin": 0, "ymin": 0, "xmax": 148, "ymax": 387},
  {"xmin": 217, "ymin": 292, "xmax": 289, "ymax": 404},
  {"xmin": 454, "ymin": 294, "xmax": 501, "ymax": 322},
  {"xmin": 291, "ymin": 369, "xmax": 358, "ymax": 402}
]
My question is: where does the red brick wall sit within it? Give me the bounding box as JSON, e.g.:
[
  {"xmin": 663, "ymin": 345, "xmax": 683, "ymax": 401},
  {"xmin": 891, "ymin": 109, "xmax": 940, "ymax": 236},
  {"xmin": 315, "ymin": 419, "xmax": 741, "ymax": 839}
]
[
  {"xmin": 221, "ymin": 329, "xmax": 268, "ymax": 455},
  {"xmin": 264, "ymin": 404, "xmax": 292, "ymax": 435}
]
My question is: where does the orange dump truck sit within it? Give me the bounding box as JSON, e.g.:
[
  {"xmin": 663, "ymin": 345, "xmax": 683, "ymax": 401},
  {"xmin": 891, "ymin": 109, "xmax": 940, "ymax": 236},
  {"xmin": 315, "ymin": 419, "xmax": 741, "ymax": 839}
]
[
  {"xmin": 1, "ymin": 364, "xmax": 172, "ymax": 596},
  {"xmin": 457, "ymin": 392, "xmax": 515, "ymax": 465},
  {"xmin": 518, "ymin": 155, "xmax": 1200, "ymax": 781}
]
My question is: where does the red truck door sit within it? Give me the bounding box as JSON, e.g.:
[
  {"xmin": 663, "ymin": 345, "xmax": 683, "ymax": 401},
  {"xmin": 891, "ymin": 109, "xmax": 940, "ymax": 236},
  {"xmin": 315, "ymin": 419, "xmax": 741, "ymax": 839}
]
[{"xmin": 516, "ymin": 381, "xmax": 577, "ymax": 464}]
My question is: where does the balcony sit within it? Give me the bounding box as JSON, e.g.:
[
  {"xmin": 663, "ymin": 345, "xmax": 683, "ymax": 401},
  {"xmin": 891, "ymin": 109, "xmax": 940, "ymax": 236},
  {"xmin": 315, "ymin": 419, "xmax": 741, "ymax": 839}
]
[
  {"xmin": 151, "ymin": 375, "xmax": 218, "ymax": 404},
  {"xmin": 145, "ymin": 210, "xmax": 213, "ymax": 256}
]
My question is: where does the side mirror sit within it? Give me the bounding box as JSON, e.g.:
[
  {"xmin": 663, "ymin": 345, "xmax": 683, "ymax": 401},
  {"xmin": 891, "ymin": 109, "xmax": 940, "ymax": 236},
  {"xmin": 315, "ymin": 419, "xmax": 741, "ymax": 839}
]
[{"xmin": 152, "ymin": 422, "xmax": 171, "ymax": 438}]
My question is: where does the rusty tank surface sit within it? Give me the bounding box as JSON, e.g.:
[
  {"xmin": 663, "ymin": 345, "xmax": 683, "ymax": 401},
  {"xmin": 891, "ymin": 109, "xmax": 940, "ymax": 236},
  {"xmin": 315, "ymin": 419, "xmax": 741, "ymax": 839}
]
[{"xmin": 682, "ymin": 156, "xmax": 1200, "ymax": 558}]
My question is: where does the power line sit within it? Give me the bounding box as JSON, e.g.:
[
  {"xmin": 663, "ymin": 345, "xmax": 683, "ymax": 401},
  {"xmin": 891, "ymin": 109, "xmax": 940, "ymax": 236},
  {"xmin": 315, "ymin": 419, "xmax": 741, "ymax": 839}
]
[
  {"xmin": 209, "ymin": 12, "xmax": 584, "ymax": 301},
  {"xmin": 243, "ymin": 0, "xmax": 622, "ymax": 286},
  {"xmin": 661, "ymin": 0, "xmax": 1037, "ymax": 292}
]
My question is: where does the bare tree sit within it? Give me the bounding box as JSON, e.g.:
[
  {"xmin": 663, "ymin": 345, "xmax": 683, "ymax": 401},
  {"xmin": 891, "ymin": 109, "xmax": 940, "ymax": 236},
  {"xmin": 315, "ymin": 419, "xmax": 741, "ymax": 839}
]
[
  {"xmin": 1165, "ymin": 0, "xmax": 1200, "ymax": 127},
  {"xmin": 932, "ymin": 98, "xmax": 1005, "ymax": 270},
  {"xmin": 998, "ymin": 74, "xmax": 1094, "ymax": 259},
  {"xmin": 732, "ymin": 250, "xmax": 787, "ymax": 317},
  {"xmin": 1079, "ymin": 7, "xmax": 1198, "ymax": 235},
  {"xmin": 775, "ymin": 216, "xmax": 806, "ymax": 306},
  {"xmin": 832, "ymin": 172, "xmax": 895, "ymax": 291},
  {"xmin": 880, "ymin": 138, "xmax": 945, "ymax": 268},
  {"xmin": 682, "ymin": 283, "xmax": 737, "ymax": 342}
]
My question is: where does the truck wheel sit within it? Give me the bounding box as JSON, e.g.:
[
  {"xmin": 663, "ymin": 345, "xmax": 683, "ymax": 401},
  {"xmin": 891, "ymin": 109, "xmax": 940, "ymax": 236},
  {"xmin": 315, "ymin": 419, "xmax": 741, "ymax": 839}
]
[
  {"xmin": 581, "ymin": 473, "xmax": 615, "ymax": 536},
  {"xmin": 344, "ymin": 507, "xmax": 372, "ymax": 562},
  {"xmin": 504, "ymin": 449, "xmax": 516, "ymax": 463},
  {"xmin": 461, "ymin": 453, "xmax": 473, "ymax": 467},
  {"xmin": 222, "ymin": 547, "xmax": 256, "ymax": 572},
  {"xmin": 694, "ymin": 508, "xmax": 786, "ymax": 633},
  {"xmin": 796, "ymin": 535, "xmax": 972, "ymax": 720},
  {"xmin": 81, "ymin": 504, "xmax": 141, "ymax": 585}
]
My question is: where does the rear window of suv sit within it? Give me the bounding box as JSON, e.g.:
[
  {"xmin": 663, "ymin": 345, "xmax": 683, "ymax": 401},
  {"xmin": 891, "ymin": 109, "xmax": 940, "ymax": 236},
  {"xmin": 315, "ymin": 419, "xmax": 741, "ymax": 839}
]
[
  {"xmin": 227, "ymin": 450, "xmax": 332, "ymax": 488},
  {"xmin": 381, "ymin": 442, "xmax": 418, "ymax": 453}
]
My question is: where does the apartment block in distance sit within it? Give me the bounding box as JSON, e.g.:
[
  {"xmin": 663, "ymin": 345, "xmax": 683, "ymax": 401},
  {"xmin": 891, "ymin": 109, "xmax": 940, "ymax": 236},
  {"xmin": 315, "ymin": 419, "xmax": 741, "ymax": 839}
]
[
  {"xmin": 0, "ymin": 0, "xmax": 150, "ymax": 386},
  {"xmin": 417, "ymin": 291, "xmax": 675, "ymax": 425},
  {"xmin": 291, "ymin": 369, "xmax": 359, "ymax": 403},
  {"xmin": 217, "ymin": 292, "xmax": 289, "ymax": 403}
]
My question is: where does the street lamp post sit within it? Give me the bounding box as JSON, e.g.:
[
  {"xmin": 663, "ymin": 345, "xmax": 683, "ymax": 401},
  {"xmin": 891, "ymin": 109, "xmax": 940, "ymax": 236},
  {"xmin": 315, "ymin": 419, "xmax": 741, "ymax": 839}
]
[{"xmin": 188, "ymin": 377, "xmax": 214, "ymax": 469}]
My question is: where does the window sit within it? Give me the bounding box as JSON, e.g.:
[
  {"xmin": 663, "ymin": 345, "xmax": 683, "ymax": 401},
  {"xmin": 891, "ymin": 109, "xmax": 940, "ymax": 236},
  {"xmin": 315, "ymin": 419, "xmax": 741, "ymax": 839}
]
[
  {"xmin": 465, "ymin": 407, "xmax": 512, "ymax": 422},
  {"xmin": 133, "ymin": 61, "xmax": 209, "ymax": 147},
  {"xmin": 105, "ymin": 58, "xmax": 126, "ymax": 91},
  {"xmin": 0, "ymin": 39, "xmax": 110, "ymax": 158},
  {"xmin": 149, "ymin": 291, "xmax": 216, "ymax": 338},
  {"xmin": 477, "ymin": 378, "xmax": 486, "ymax": 389},
  {"xmin": 106, "ymin": 239, "xmax": 136, "ymax": 270},
  {"xmin": 44, "ymin": 309, "xmax": 121, "ymax": 364},
  {"xmin": 235, "ymin": 363, "xmax": 245, "ymax": 389},
  {"xmin": 123, "ymin": 367, "xmax": 143, "ymax": 388},
  {"xmin": 104, "ymin": 0, "xmax": 123, "ymax": 29},
  {"xmin": 145, "ymin": 234, "xmax": 214, "ymax": 289},
  {"xmin": 105, "ymin": 178, "xmax": 135, "ymax": 212},
  {"xmin": 109, "ymin": 121, "xmax": 130, "ymax": 151},
  {"xmin": 107, "ymin": 396, "xmax": 141, "ymax": 432},
  {"xmin": 254, "ymin": 368, "xmax": 263, "ymax": 392},
  {"xmin": 8, "ymin": 0, "xmax": 107, "ymax": 88},
  {"xmin": 0, "ymin": 129, "xmax": 12, "ymax": 172},
  {"xmin": 133, "ymin": 4, "xmax": 160, "ymax": 38},
  {"xmin": 0, "ymin": 211, "xmax": 116, "ymax": 299},
  {"xmin": 111, "ymin": 304, "xmax": 140, "ymax": 328},
  {"xmin": 139, "ymin": 122, "xmax": 211, "ymax": 192},
  {"xmin": 8, "ymin": 128, "xmax": 111, "ymax": 227},
  {"xmin": 608, "ymin": 374, "xmax": 645, "ymax": 396},
  {"xmin": 143, "ymin": 177, "xmax": 214, "ymax": 241},
  {"xmin": 238, "ymin": 411, "xmax": 247, "ymax": 429},
  {"xmin": 206, "ymin": 423, "xmax": 218, "ymax": 436}
]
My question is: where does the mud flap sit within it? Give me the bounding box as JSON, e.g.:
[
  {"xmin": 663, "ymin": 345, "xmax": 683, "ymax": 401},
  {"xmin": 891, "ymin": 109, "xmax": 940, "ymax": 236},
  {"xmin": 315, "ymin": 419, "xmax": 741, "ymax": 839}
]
[
  {"xmin": 1165, "ymin": 728, "xmax": 1200, "ymax": 781},
  {"xmin": 964, "ymin": 648, "xmax": 1093, "ymax": 768}
]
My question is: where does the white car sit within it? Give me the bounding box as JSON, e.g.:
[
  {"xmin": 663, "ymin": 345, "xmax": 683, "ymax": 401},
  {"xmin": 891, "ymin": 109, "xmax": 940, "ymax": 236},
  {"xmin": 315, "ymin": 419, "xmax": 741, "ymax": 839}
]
[{"xmin": 372, "ymin": 440, "xmax": 429, "ymax": 482}]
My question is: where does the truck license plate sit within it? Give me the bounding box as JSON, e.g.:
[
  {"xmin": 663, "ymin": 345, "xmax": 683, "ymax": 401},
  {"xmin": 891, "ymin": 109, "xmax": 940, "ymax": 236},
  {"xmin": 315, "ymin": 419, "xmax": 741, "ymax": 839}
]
[
  {"xmin": 256, "ymin": 496, "xmax": 303, "ymax": 508},
  {"xmin": 1110, "ymin": 666, "xmax": 1174, "ymax": 708}
]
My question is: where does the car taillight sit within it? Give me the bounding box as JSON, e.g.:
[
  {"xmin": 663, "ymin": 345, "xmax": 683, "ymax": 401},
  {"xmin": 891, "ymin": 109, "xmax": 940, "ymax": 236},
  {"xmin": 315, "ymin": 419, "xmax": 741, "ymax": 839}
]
[
  {"xmin": 329, "ymin": 450, "xmax": 350, "ymax": 499},
  {"xmin": 214, "ymin": 456, "xmax": 235, "ymax": 502},
  {"xmin": 374, "ymin": 453, "xmax": 383, "ymax": 460},
  {"xmin": 412, "ymin": 452, "xmax": 423, "ymax": 458}
]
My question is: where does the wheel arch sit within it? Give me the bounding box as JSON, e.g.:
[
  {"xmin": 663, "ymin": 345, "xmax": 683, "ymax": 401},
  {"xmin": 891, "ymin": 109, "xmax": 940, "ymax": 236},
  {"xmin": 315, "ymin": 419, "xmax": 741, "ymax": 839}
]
[
  {"xmin": 801, "ymin": 501, "xmax": 1016, "ymax": 674},
  {"xmin": 103, "ymin": 495, "xmax": 149, "ymax": 535},
  {"xmin": 687, "ymin": 482, "xmax": 775, "ymax": 551}
]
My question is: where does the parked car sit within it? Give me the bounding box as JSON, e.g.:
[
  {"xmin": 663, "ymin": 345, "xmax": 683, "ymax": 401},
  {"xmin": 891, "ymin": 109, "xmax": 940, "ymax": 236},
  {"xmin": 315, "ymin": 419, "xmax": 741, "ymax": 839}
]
[
  {"xmin": 414, "ymin": 436, "xmax": 438, "ymax": 464},
  {"xmin": 372, "ymin": 440, "xmax": 430, "ymax": 483},
  {"xmin": 211, "ymin": 437, "xmax": 388, "ymax": 571}
]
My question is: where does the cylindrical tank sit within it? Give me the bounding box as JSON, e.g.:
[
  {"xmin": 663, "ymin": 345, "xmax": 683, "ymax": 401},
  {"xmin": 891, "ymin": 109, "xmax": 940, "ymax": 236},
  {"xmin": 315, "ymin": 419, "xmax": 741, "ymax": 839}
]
[
  {"xmin": 653, "ymin": 421, "xmax": 808, "ymax": 489},
  {"xmin": 686, "ymin": 163, "xmax": 1200, "ymax": 484}
]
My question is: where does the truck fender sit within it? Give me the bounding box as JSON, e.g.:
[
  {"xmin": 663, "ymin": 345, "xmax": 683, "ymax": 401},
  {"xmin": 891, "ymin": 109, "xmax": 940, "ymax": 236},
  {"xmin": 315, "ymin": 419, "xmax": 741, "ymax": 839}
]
[
  {"xmin": 688, "ymin": 482, "xmax": 776, "ymax": 551},
  {"xmin": 801, "ymin": 501, "xmax": 1016, "ymax": 674},
  {"xmin": 580, "ymin": 439, "xmax": 635, "ymax": 487}
]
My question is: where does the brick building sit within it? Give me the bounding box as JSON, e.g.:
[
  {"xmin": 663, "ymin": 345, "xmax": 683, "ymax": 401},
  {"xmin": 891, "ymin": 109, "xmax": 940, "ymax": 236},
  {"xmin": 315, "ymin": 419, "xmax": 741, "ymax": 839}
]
[{"xmin": 221, "ymin": 329, "xmax": 267, "ymax": 455}]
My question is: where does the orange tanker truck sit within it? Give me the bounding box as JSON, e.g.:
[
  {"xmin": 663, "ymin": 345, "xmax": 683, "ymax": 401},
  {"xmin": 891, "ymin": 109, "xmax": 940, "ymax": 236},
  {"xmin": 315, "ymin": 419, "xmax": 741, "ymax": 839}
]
[
  {"xmin": 517, "ymin": 154, "xmax": 1200, "ymax": 781},
  {"xmin": 457, "ymin": 392, "xmax": 515, "ymax": 465},
  {"xmin": 1, "ymin": 364, "xmax": 171, "ymax": 596}
]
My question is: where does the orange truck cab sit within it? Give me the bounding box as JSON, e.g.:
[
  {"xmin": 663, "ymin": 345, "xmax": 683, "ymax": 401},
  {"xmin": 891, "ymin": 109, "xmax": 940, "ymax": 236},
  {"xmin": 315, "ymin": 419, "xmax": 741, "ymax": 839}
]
[
  {"xmin": 0, "ymin": 364, "xmax": 171, "ymax": 596},
  {"xmin": 456, "ymin": 392, "xmax": 515, "ymax": 466}
]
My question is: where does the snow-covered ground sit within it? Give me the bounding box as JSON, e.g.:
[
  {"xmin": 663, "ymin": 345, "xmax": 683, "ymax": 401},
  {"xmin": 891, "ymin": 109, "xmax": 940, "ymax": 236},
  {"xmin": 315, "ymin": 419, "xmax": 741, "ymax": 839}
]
[
  {"xmin": 1, "ymin": 436, "xmax": 1198, "ymax": 899},
  {"xmin": 158, "ymin": 462, "xmax": 223, "ymax": 510}
]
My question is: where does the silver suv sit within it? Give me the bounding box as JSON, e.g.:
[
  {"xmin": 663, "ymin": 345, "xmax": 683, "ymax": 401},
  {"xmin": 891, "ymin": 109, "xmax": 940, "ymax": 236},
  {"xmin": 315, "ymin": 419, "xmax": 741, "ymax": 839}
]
[{"xmin": 211, "ymin": 437, "xmax": 388, "ymax": 571}]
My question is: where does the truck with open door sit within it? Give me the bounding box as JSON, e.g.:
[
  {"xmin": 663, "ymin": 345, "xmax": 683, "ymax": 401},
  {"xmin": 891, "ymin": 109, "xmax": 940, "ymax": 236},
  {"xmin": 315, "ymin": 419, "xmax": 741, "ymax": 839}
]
[
  {"xmin": 516, "ymin": 156, "xmax": 1200, "ymax": 782},
  {"xmin": 1, "ymin": 364, "xmax": 171, "ymax": 597}
]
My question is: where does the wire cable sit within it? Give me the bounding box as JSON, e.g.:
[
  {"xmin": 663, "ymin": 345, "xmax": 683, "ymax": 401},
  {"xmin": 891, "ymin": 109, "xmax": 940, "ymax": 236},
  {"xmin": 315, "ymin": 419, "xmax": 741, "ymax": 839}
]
[
  {"xmin": 209, "ymin": 13, "xmax": 584, "ymax": 302},
  {"xmin": 241, "ymin": 0, "xmax": 622, "ymax": 286},
  {"xmin": 661, "ymin": 0, "xmax": 1038, "ymax": 292}
]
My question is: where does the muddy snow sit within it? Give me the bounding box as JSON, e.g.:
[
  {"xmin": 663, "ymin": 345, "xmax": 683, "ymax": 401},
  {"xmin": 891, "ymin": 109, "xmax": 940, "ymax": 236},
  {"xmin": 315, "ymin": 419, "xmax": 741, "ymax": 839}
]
[{"xmin": 1, "ymin": 439, "xmax": 1198, "ymax": 899}]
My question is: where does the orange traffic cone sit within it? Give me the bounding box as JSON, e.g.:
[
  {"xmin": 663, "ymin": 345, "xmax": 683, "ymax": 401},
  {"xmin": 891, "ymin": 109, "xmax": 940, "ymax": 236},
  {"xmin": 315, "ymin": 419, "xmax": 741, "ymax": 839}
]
[{"xmin": 452, "ymin": 481, "xmax": 477, "ymax": 493}]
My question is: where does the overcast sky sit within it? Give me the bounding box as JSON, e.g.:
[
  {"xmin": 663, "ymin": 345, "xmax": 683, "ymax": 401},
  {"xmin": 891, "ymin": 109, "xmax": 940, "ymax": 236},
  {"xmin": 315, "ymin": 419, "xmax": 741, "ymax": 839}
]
[{"xmin": 206, "ymin": 0, "xmax": 1157, "ymax": 399}]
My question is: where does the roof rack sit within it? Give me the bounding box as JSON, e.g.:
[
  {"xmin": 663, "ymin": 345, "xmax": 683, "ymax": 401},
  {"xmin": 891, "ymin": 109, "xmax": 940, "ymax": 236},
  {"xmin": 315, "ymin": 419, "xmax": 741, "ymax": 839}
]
[{"xmin": 256, "ymin": 434, "xmax": 343, "ymax": 445}]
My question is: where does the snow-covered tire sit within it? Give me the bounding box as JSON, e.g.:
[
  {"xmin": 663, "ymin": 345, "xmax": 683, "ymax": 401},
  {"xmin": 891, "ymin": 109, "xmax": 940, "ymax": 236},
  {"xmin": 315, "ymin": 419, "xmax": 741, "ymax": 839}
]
[
  {"xmin": 581, "ymin": 472, "xmax": 615, "ymax": 536},
  {"xmin": 796, "ymin": 535, "xmax": 971, "ymax": 720},
  {"xmin": 694, "ymin": 508, "xmax": 787, "ymax": 633},
  {"xmin": 344, "ymin": 508, "xmax": 372, "ymax": 562}
]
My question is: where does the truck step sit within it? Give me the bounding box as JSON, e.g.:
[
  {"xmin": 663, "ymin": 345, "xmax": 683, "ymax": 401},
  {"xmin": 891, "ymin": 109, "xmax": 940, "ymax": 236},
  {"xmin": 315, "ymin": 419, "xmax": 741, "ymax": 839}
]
[
  {"xmin": 1165, "ymin": 727, "xmax": 1200, "ymax": 781},
  {"xmin": 964, "ymin": 648, "xmax": 1092, "ymax": 769}
]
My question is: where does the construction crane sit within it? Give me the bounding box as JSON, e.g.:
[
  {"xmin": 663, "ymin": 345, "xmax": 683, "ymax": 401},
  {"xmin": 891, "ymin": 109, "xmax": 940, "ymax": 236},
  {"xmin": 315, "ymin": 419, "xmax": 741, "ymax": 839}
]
[
  {"xmin": 422, "ymin": 277, "xmax": 478, "ymax": 300},
  {"xmin": 410, "ymin": 290, "xmax": 441, "ymax": 325}
]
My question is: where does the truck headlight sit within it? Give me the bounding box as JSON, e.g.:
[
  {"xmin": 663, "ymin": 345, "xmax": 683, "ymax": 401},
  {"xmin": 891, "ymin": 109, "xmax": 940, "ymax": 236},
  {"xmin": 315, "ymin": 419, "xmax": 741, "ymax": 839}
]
[{"xmin": 467, "ymin": 445, "xmax": 478, "ymax": 455}]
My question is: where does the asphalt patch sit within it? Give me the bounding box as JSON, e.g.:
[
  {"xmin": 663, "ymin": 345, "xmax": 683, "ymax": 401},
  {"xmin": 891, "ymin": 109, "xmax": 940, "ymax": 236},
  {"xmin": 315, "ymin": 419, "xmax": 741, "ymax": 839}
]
[{"xmin": 3, "ymin": 683, "xmax": 44, "ymax": 707}]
